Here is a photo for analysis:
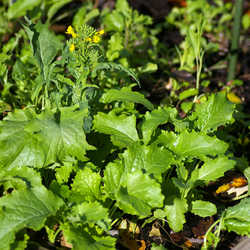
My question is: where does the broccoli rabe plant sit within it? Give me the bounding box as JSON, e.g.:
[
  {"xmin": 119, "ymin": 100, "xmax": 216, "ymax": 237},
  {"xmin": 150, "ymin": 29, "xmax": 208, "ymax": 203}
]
[{"xmin": 0, "ymin": 17, "xmax": 249, "ymax": 250}]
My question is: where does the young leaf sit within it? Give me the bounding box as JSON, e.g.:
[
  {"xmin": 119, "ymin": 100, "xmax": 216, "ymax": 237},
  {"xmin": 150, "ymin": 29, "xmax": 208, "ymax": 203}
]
[
  {"xmin": 223, "ymin": 198, "xmax": 250, "ymax": 235},
  {"xmin": 191, "ymin": 200, "xmax": 217, "ymax": 217},
  {"xmin": 101, "ymin": 87, "xmax": 154, "ymax": 110},
  {"xmin": 193, "ymin": 92, "xmax": 235, "ymax": 132},
  {"xmin": 93, "ymin": 112, "xmax": 139, "ymax": 147}
]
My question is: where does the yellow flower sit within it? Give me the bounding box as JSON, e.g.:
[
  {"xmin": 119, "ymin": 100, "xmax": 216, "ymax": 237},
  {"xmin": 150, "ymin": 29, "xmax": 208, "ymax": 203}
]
[
  {"xmin": 86, "ymin": 37, "xmax": 92, "ymax": 42},
  {"xmin": 69, "ymin": 44, "xmax": 75, "ymax": 52},
  {"xmin": 66, "ymin": 25, "xmax": 77, "ymax": 38},
  {"xmin": 96, "ymin": 29, "xmax": 104, "ymax": 35},
  {"xmin": 92, "ymin": 35, "xmax": 101, "ymax": 43}
]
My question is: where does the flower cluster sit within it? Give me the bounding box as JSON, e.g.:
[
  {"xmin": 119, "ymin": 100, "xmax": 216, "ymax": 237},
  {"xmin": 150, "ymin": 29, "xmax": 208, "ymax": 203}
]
[
  {"xmin": 86, "ymin": 29, "xmax": 105, "ymax": 44},
  {"xmin": 65, "ymin": 26, "xmax": 105, "ymax": 52}
]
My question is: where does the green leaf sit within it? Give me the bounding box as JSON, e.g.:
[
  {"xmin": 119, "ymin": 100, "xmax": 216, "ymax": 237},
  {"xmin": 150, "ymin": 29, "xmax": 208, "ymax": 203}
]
[
  {"xmin": 141, "ymin": 107, "xmax": 176, "ymax": 144},
  {"xmin": 197, "ymin": 157, "xmax": 235, "ymax": 182},
  {"xmin": 93, "ymin": 112, "xmax": 139, "ymax": 147},
  {"xmin": 117, "ymin": 171, "xmax": 164, "ymax": 217},
  {"xmin": 101, "ymin": 87, "xmax": 154, "ymax": 110},
  {"xmin": 7, "ymin": 0, "xmax": 41, "ymax": 19},
  {"xmin": 23, "ymin": 22, "xmax": 62, "ymax": 82},
  {"xmin": 104, "ymin": 162, "xmax": 124, "ymax": 200},
  {"xmin": 68, "ymin": 202, "xmax": 111, "ymax": 231},
  {"xmin": 193, "ymin": 92, "xmax": 235, "ymax": 132},
  {"xmin": 191, "ymin": 200, "xmax": 217, "ymax": 217},
  {"xmin": 165, "ymin": 197, "xmax": 187, "ymax": 232},
  {"xmin": 224, "ymin": 198, "xmax": 250, "ymax": 235},
  {"xmin": 123, "ymin": 143, "xmax": 175, "ymax": 178},
  {"xmin": 71, "ymin": 167, "xmax": 101, "ymax": 202},
  {"xmin": 62, "ymin": 225, "xmax": 116, "ymax": 250},
  {"xmin": 168, "ymin": 130, "xmax": 228, "ymax": 158},
  {"xmin": 0, "ymin": 107, "xmax": 92, "ymax": 169},
  {"xmin": 104, "ymin": 165, "xmax": 163, "ymax": 217},
  {"xmin": 0, "ymin": 167, "xmax": 63, "ymax": 250},
  {"xmin": 103, "ymin": 11, "xmax": 124, "ymax": 32}
]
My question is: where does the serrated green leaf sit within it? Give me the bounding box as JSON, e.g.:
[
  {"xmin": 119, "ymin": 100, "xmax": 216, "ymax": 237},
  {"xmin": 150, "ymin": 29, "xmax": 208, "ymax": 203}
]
[
  {"xmin": 191, "ymin": 200, "xmax": 217, "ymax": 217},
  {"xmin": 168, "ymin": 130, "xmax": 228, "ymax": 158},
  {"xmin": 62, "ymin": 225, "xmax": 116, "ymax": 250},
  {"xmin": 141, "ymin": 107, "xmax": 176, "ymax": 144},
  {"xmin": 193, "ymin": 92, "xmax": 235, "ymax": 132},
  {"xmin": 198, "ymin": 157, "xmax": 235, "ymax": 182},
  {"xmin": 0, "ymin": 167, "xmax": 63, "ymax": 250},
  {"xmin": 68, "ymin": 202, "xmax": 111, "ymax": 231},
  {"xmin": 93, "ymin": 112, "xmax": 139, "ymax": 147},
  {"xmin": 71, "ymin": 167, "xmax": 101, "ymax": 202},
  {"xmin": 224, "ymin": 198, "xmax": 250, "ymax": 235},
  {"xmin": 165, "ymin": 197, "xmax": 187, "ymax": 232},
  {"xmin": 101, "ymin": 87, "xmax": 154, "ymax": 110},
  {"xmin": 8, "ymin": 0, "xmax": 41, "ymax": 19},
  {"xmin": 0, "ymin": 107, "xmax": 92, "ymax": 169}
]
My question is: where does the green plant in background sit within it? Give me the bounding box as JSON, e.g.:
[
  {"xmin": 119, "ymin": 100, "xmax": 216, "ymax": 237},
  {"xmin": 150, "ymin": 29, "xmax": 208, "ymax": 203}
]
[{"xmin": 0, "ymin": 1, "xmax": 250, "ymax": 249}]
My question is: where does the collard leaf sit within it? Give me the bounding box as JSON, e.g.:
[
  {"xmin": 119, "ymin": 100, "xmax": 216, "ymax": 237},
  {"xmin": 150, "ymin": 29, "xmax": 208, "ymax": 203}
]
[
  {"xmin": 141, "ymin": 107, "xmax": 177, "ymax": 144},
  {"xmin": 71, "ymin": 167, "xmax": 101, "ymax": 202},
  {"xmin": 165, "ymin": 197, "xmax": 187, "ymax": 232},
  {"xmin": 0, "ymin": 107, "xmax": 92, "ymax": 169},
  {"xmin": 193, "ymin": 92, "xmax": 235, "ymax": 132},
  {"xmin": 93, "ymin": 112, "xmax": 139, "ymax": 147},
  {"xmin": 8, "ymin": 0, "xmax": 41, "ymax": 19},
  {"xmin": 62, "ymin": 225, "xmax": 116, "ymax": 250},
  {"xmin": 101, "ymin": 87, "xmax": 154, "ymax": 111},
  {"xmin": 0, "ymin": 167, "xmax": 63, "ymax": 250},
  {"xmin": 191, "ymin": 200, "xmax": 217, "ymax": 217},
  {"xmin": 224, "ymin": 198, "xmax": 250, "ymax": 235},
  {"xmin": 168, "ymin": 130, "xmax": 228, "ymax": 158},
  {"xmin": 197, "ymin": 157, "xmax": 235, "ymax": 182}
]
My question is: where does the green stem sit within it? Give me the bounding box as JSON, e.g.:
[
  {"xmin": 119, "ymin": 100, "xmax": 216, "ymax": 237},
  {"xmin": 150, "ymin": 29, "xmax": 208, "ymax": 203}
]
[{"xmin": 227, "ymin": 0, "xmax": 244, "ymax": 82}]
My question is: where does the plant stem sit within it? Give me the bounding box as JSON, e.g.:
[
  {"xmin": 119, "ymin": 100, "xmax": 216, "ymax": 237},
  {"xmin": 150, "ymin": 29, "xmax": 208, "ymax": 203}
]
[{"xmin": 227, "ymin": 0, "xmax": 244, "ymax": 82}]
